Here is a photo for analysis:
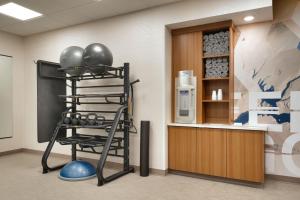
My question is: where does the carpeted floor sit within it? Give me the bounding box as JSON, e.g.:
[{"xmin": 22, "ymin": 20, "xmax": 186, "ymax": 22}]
[{"xmin": 0, "ymin": 152, "xmax": 300, "ymax": 200}]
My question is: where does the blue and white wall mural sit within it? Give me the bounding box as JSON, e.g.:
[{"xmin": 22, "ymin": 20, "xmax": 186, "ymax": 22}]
[{"xmin": 234, "ymin": 2, "xmax": 300, "ymax": 177}]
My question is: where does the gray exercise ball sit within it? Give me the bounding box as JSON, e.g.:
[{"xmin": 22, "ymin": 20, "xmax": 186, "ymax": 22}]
[
  {"xmin": 83, "ymin": 43, "xmax": 113, "ymax": 74},
  {"xmin": 60, "ymin": 46, "xmax": 85, "ymax": 76}
]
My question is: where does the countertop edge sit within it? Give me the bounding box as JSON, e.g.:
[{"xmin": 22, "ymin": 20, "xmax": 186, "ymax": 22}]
[{"xmin": 168, "ymin": 123, "xmax": 268, "ymax": 131}]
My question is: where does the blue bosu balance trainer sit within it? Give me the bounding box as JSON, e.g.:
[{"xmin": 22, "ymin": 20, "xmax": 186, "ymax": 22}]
[{"xmin": 59, "ymin": 160, "xmax": 96, "ymax": 181}]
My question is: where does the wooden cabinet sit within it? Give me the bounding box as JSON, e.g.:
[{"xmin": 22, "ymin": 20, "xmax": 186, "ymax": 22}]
[
  {"xmin": 196, "ymin": 128, "xmax": 226, "ymax": 177},
  {"xmin": 227, "ymin": 130, "xmax": 264, "ymax": 183},
  {"xmin": 168, "ymin": 126, "xmax": 265, "ymax": 183},
  {"xmin": 168, "ymin": 126, "xmax": 197, "ymax": 172}
]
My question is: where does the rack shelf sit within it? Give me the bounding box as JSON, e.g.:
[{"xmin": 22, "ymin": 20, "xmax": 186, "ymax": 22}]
[
  {"xmin": 38, "ymin": 63, "xmax": 124, "ymax": 81},
  {"xmin": 60, "ymin": 123, "xmax": 124, "ymax": 130},
  {"xmin": 65, "ymin": 101, "xmax": 123, "ymax": 105},
  {"xmin": 59, "ymin": 93, "xmax": 125, "ymax": 99},
  {"xmin": 57, "ymin": 134, "xmax": 122, "ymax": 147}
]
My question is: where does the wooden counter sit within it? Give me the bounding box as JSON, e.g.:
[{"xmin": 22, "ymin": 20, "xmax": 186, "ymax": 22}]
[
  {"xmin": 168, "ymin": 124, "xmax": 266, "ymax": 183},
  {"xmin": 168, "ymin": 123, "xmax": 268, "ymax": 131}
]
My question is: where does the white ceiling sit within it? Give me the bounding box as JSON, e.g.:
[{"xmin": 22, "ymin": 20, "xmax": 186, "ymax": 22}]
[
  {"xmin": 0, "ymin": 0, "xmax": 181, "ymax": 36},
  {"xmin": 167, "ymin": 6, "xmax": 273, "ymax": 30}
]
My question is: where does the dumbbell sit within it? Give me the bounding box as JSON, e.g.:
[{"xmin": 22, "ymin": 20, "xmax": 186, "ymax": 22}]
[
  {"xmin": 87, "ymin": 113, "xmax": 97, "ymax": 126},
  {"xmin": 96, "ymin": 116, "xmax": 106, "ymax": 125},
  {"xmin": 62, "ymin": 112, "xmax": 71, "ymax": 124},
  {"xmin": 79, "ymin": 115, "xmax": 88, "ymax": 126},
  {"xmin": 71, "ymin": 113, "xmax": 81, "ymax": 125}
]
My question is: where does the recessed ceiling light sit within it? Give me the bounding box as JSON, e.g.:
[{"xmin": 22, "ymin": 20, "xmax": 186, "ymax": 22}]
[
  {"xmin": 243, "ymin": 16, "xmax": 254, "ymax": 22},
  {"xmin": 0, "ymin": 2, "xmax": 42, "ymax": 21}
]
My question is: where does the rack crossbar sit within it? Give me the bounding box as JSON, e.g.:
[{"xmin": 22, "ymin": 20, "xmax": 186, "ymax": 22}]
[
  {"xmin": 59, "ymin": 93, "xmax": 124, "ymax": 98},
  {"xmin": 76, "ymin": 84, "xmax": 124, "ymax": 89}
]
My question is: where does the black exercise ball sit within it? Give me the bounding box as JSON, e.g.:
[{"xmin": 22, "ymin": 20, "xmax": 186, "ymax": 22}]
[
  {"xmin": 83, "ymin": 43, "xmax": 113, "ymax": 74},
  {"xmin": 60, "ymin": 46, "xmax": 85, "ymax": 76}
]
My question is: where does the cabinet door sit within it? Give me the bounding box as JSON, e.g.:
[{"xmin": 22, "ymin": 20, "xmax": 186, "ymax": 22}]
[
  {"xmin": 226, "ymin": 130, "xmax": 264, "ymax": 183},
  {"xmin": 168, "ymin": 127, "xmax": 197, "ymax": 172},
  {"xmin": 196, "ymin": 128, "xmax": 226, "ymax": 177}
]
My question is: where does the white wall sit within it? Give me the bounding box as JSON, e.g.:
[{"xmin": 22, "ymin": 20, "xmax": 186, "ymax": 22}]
[
  {"xmin": 0, "ymin": 31, "xmax": 24, "ymax": 152},
  {"xmin": 23, "ymin": 0, "xmax": 272, "ymax": 170}
]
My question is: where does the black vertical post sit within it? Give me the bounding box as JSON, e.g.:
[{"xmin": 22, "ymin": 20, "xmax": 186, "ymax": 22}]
[
  {"xmin": 140, "ymin": 121, "xmax": 150, "ymax": 177},
  {"xmin": 123, "ymin": 63, "xmax": 130, "ymax": 171},
  {"xmin": 71, "ymin": 79, "xmax": 77, "ymax": 161}
]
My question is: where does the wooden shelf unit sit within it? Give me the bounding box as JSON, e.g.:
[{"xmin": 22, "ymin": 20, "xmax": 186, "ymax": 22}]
[
  {"xmin": 201, "ymin": 26, "xmax": 234, "ymax": 124},
  {"xmin": 171, "ymin": 20, "xmax": 234, "ymax": 124}
]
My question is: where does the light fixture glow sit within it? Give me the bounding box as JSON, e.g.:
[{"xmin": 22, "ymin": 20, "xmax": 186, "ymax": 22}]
[
  {"xmin": 0, "ymin": 2, "xmax": 42, "ymax": 21},
  {"xmin": 244, "ymin": 15, "xmax": 254, "ymax": 22}
]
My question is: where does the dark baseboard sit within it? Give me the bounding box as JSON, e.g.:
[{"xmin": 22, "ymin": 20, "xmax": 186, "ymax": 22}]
[
  {"xmin": 0, "ymin": 148, "xmax": 23, "ymax": 156},
  {"xmin": 168, "ymin": 169, "xmax": 264, "ymax": 188},
  {"xmin": 168, "ymin": 170, "xmax": 300, "ymax": 186},
  {"xmin": 266, "ymin": 174, "xmax": 300, "ymax": 184},
  {"xmin": 0, "ymin": 148, "xmax": 167, "ymax": 176},
  {"xmin": 151, "ymin": 168, "xmax": 168, "ymax": 176}
]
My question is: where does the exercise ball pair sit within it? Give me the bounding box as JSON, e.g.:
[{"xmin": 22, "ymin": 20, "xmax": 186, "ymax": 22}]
[{"xmin": 60, "ymin": 43, "xmax": 113, "ymax": 76}]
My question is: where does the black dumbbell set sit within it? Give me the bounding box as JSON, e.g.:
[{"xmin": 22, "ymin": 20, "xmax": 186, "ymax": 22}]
[{"xmin": 62, "ymin": 112, "xmax": 106, "ymax": 126}]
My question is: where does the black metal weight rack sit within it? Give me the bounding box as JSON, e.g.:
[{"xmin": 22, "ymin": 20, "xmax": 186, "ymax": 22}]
[{"xmin": 37, "ymin": 61, "xmax": 137, "ymax": 186}]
